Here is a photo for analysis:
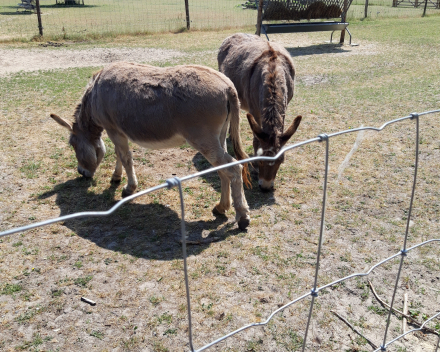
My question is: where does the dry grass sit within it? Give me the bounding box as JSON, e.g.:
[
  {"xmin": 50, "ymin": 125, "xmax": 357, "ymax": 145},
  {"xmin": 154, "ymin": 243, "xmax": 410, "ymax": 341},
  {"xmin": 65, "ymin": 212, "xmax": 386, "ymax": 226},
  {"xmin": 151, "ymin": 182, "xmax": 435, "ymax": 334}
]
[{"xmin": 1, "ymin": 17, "xmax": 440, "ymax": 352}]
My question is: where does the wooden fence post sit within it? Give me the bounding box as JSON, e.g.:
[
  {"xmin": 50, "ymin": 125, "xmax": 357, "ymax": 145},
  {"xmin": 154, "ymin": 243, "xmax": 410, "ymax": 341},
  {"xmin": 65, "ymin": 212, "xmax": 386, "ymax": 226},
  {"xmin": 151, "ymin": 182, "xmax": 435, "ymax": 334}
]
[
  {"xmin": 35, "ymin": 0, "xmax": 43, "ymax": 36},
  {"xmin": 364, "ymin": 0, "xmax": 369, "ymax": 17},
  {"xmin": 184, "ymin": 0, "xmax": 190, "ymax": 30},
  {"xmin": 256, "ymin": 0, "xmax": 264, "ymax": 36}
]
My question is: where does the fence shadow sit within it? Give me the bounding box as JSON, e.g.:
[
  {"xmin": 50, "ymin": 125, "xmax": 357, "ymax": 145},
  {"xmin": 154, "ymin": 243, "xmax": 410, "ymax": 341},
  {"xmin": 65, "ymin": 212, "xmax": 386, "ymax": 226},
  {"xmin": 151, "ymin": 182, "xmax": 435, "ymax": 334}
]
[{"xmin": 38, "ymin": 177, "xmax": 245, "ymax": 261}]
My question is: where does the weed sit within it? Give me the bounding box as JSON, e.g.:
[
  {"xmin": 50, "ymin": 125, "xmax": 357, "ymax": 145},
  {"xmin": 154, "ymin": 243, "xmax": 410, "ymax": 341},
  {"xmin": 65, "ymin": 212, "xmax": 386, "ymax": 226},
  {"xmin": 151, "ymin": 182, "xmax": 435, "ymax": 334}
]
[
  {"xmin": 74, "ymin": 276, "xmax": 93, "ymax": 287},
  {"xmin": 1, "ymin": 283, "xmax": 22, "ymax": 295},
  {"xmin": 149, "ymin": 295, "xmax": 163, "ymax": 306},
  {"xmin": 367, "ymin": 304, "xmax": 388, "ymax": 316},
  {"xmin": 157, "ymin": 312, "xmax": 173, "ymax": 324},
  {"xmin": 90, "ymin": 330, "xmax": 104, "ymax": 339},
  {"xmin": 20, "ymin": 161, "xmax": 42, "ymax": 179},
  {"xmin": 163, "ymin": 328, "xmax": 177, "ymax": 336}
]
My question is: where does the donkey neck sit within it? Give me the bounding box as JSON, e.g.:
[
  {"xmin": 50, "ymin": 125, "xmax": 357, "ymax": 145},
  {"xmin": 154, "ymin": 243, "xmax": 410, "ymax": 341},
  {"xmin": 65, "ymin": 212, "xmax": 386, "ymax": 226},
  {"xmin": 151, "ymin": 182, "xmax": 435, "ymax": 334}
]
[{"xmin": 74, "ymin": 103, "xmax": 103, "ymax": 138}]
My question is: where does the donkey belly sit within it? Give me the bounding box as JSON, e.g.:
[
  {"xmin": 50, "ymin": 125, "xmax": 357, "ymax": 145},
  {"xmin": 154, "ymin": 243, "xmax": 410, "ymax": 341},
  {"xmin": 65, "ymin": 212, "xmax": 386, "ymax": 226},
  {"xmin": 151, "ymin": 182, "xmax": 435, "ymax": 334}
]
[{"xmin": 132, "ymin": 134, "xmax": 186, "ymax": 150}]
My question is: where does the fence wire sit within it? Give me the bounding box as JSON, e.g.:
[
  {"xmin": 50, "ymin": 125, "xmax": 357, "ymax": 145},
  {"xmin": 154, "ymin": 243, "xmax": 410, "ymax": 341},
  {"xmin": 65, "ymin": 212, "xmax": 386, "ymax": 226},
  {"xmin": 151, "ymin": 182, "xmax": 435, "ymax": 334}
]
[
  {"xmin": 1, "ymin": 109, "xmax": 440, "ymax": 351},
  {"xmin": 1, "ymin": 0, "xmax": 438, "ymax": 40}
]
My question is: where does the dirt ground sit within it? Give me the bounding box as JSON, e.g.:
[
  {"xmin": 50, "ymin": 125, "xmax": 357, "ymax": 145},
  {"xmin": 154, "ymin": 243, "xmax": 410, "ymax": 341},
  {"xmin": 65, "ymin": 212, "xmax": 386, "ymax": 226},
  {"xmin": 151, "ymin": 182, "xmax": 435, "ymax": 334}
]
[{"xmin": 1, "ymin": 31, "xmax": 439, "ymax": 352}]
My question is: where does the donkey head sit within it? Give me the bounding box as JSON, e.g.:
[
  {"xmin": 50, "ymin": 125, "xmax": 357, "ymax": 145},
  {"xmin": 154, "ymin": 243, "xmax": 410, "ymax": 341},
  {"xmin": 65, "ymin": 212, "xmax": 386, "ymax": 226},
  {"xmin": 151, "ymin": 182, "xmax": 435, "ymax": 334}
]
[
  {"xmin": 50, "ymin": 114, "xmax": 106, "ymax": 178},
  {"xmin": 247, "ymin": 113, "xmax": 302, "ymax": 191}
]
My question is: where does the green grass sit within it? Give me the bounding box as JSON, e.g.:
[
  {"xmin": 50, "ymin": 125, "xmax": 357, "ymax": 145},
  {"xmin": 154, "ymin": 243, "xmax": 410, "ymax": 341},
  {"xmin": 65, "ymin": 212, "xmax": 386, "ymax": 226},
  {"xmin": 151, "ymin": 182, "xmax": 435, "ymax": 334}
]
[
  {"xmin": 1, "ymin": 283, "xmax": 22, "ymax": 295},
  {"xmin": 74, "ymin": 275, "xmax": 93, "ymax": 287},
  {"xmin": 1, "ymin": 0, "xmax": 438, "ymax": 41},
  {"xmin": 0, "ymin": 0, "xmax": 256, "ymax": 41}
]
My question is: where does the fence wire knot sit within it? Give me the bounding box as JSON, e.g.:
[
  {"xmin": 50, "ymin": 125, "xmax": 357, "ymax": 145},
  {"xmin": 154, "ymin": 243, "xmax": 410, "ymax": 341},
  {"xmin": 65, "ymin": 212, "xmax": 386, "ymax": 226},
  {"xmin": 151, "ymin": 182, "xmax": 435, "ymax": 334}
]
[
  {"xmin": 311, "ymin": 289, "xmax": 318, "ymax": 297},
  {"xmin": 410, "ymin": 112, "xmax": 419, "ymax": 120},
  {"xmin": 318, "ymin": 133, "xmax": 329, "ymax": 142},
  {"xmin": 166, "ymin": 177, "xmax": 180, "ymax": 189},
  {"xmin": 380, "ymin": 345, "xmax": 387, "ymax": 351},
  {"xmin": 400, "ymin": 249, "xmax": 408, "ymax": 256}
]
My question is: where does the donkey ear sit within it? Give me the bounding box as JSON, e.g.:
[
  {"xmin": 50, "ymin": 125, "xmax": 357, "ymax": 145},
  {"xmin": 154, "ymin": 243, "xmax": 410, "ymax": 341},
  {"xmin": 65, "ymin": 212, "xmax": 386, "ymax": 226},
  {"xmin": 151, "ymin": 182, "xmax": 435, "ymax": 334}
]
[
  {"xmin": 246, "ymin": 113, "xmax": 269, "ymax": 141},
  {"xmin": 280, "ymin": 115, "xmax": 302, "ymax": 146},
  {"xmin": 50, "ymin": 114, "xmax": 73, "ymax": 132}
]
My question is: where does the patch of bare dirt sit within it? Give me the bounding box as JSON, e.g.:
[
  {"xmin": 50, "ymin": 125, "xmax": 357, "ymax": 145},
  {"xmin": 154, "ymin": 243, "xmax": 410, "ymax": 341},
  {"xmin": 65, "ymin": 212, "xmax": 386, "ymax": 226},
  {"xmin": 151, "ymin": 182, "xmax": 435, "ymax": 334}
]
[{"xmin": 0, "ymin": 46, "xmax": 186, "ymax": 76}]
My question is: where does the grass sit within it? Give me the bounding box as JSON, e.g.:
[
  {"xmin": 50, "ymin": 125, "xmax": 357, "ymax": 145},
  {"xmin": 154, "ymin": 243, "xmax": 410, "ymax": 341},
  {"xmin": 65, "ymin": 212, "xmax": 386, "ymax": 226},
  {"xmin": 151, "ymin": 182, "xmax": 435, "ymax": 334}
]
[
  {"xmin": 0, "ymin": 17, "xmax": 440, "ymax": 352},
  {"xmin": 0, "ymin": 0, "xmax": 257, "ymax": 41},
  {"xmin": 1, "ymin": 0, "xmax": 438, "ymax": 41}
]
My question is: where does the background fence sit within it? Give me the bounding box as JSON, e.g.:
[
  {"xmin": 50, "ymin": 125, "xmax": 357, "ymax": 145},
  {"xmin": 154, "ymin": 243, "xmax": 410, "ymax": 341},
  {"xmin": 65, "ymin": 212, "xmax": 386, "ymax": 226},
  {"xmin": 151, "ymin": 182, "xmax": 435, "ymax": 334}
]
[
  {"xmin": 1, "ymin": 110, "xmax": 439, "ymax": 351},
  {"xmin": 1, "ymin": 0, "xmax": 439, "ymax": 40}
]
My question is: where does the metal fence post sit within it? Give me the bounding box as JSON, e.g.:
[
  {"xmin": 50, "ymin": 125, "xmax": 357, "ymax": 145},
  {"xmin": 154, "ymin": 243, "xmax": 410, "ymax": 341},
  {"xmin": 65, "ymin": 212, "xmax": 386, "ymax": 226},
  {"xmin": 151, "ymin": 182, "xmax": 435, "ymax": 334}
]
[
  {"xmin": 35, "ymin": 0, "xmax": 43, "ymax": 36},
  {"xmin": 185, "ymin": 0, "xmax": 190, "ymax": 30}
]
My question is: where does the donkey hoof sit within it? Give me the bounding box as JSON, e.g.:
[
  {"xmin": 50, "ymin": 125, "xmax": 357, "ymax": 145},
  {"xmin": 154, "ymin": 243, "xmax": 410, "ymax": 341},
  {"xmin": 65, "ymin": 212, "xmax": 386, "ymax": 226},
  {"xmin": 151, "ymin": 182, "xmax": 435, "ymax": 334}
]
[
  {"xmin": 237, "ymin": 216, "xmax": 250, "ymax": 231},
  {"xmin": 111, "ymin": 177, "xmax": 121, "ymax": 184},
  {"xmin": 212, "ymin": 205, "xmax": 226, "ymax": 216},
  {"xmin": 121, "ymin": 188, "xmax": 133, "ymax": 198}
]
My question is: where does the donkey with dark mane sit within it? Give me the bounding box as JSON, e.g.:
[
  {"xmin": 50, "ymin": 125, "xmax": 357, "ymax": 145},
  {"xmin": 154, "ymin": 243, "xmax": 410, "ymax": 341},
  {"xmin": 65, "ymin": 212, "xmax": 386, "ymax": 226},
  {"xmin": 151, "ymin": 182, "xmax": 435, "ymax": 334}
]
[
  {"xmin": 51, "ymin": 61, "xmax": 251, "ymax": 230},
  {"xmin": 218, "ymin": 33, "xmax": 302, "ymax": 191}
]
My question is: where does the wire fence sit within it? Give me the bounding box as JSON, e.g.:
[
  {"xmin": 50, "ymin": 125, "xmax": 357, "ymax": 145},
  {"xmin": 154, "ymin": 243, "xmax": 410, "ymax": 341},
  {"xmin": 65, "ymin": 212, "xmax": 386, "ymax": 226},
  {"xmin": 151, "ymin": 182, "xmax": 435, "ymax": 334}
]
[
  {"xmin": 1, "ymin": 0, "xmax": 439, "ymax": 40},
  {"xmin": 1, "ymin": 109, "xmax": 440, "ymax": 351}
]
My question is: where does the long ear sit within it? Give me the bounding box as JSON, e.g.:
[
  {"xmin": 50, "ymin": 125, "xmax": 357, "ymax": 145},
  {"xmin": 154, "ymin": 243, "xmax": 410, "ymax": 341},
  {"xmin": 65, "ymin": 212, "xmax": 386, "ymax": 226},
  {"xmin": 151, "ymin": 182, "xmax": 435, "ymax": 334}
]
[
  {"xmin": 246, "ymin": 113, "xmax": 269, "ymax": 141},
  {"xmin": 50, "ymin": 113, "xmax": 73, "ymax": 132},
  {"xmin": 280, "ymin": 115, "xmax": 302, "ymax": 146}
]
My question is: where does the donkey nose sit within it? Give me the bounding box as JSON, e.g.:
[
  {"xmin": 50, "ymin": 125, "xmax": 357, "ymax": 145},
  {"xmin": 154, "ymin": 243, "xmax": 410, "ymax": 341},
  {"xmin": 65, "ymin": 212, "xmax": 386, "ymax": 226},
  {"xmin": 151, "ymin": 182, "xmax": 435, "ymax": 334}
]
[
  {"xmin": 258, "ymin": 179, "xmax": 274, "ymax": 192},
  {"xmin": 78, "ymin": 167, "xmax": 93, "ymax": 178}
]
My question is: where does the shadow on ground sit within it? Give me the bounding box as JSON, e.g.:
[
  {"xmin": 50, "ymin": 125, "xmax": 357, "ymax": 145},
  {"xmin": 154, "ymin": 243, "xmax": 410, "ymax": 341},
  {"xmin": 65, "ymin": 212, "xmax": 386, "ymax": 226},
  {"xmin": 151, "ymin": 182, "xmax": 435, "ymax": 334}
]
[
  {"xmin": 38, "ymin": 177, "xmax": 245, "ymax": 261},
  {"xmin": 1, "ymin": 4, "xmax": 98, "ymax": 14},
  {"xmin": 286, "ymin": 43, "xmax": 351, "ymax": 57},
  {"xmin": 191, "ymin": 151, "xmax": 276, "ymax": 211}
]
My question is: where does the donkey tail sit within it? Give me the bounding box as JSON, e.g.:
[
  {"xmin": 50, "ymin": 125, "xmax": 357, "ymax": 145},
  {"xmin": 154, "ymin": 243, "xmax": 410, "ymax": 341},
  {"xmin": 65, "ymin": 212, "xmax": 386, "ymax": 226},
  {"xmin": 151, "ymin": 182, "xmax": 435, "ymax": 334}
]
[{"xmin": 227, "ymin": 86, "xmax": 252, "ymax": 189}]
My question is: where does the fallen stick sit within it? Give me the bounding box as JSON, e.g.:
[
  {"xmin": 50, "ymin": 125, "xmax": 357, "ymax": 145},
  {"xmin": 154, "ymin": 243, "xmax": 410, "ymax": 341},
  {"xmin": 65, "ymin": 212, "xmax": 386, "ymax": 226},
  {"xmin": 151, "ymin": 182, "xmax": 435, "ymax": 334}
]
[
  {"xmin": 402, "ymin": 292, "xmax": 408, "ymax": 334},
  {"xmin": 331, "ymin": 310, "xmax": 378, "ymax": 350},
  {"xmin": 368, "ymin": 280, "xmax": 438, "ymax": 336}
]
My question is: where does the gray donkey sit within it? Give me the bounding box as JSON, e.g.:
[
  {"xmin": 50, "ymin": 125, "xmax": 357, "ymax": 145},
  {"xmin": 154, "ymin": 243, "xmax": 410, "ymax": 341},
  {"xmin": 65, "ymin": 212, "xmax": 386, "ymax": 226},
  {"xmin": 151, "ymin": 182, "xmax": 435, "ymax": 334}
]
[
  {"xmin": 218, "ymin": 33, "xmax": 302, "ymax": 191},
  {"xmin": 51, "ymin": 62, "xmax": 251, "ymax": 230}
]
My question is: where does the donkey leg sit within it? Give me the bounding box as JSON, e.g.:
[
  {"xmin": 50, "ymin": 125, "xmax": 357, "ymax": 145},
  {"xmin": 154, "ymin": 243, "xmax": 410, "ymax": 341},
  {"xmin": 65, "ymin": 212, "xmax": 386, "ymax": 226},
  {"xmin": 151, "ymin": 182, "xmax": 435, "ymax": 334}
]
[
  {"xmin": 212, "ymin": 119, "xmax": 232, "ymax": 214},
  {"xmin": 212, "ymin": 170, "xmax": 232, "ymax": 215},
  {"xmin": 106, "ymin": 130, "xmax": 138, "ymax": 197},
  {"xmin": 111, "ymin": 153, "xmax": 123, "ymax": 183},
  {"xmin": 201, "ymin": 147, "xmax": 250, "ymax": 230},
  {"xmin": 227, "ymin": 160, "xmax": 251, "ymax": 230}
]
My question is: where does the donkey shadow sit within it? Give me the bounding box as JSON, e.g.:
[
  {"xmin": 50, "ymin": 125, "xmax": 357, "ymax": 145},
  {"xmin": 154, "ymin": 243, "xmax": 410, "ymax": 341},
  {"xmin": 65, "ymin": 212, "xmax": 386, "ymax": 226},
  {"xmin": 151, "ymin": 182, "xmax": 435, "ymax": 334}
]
[
  {"xmin": 38, "ymin": 177, "xmax": 244, "ymax": 261},
  {"xmin": 191, "ymin": 151, "xmax": 276, "ymax": 210}
]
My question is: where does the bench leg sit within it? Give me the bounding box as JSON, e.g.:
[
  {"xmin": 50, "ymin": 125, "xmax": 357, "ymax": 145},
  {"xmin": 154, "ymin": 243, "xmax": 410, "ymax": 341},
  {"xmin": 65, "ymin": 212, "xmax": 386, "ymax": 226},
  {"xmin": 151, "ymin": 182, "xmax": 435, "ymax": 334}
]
[
  {"xmin": 330, "ymin": 28, "xmax": 352, "ymax": 45},
  {"xmin": 345, "ymin": 27, "xmax": 352, "ymax": 45},
  {"xmin": 330, "ymin": 30, "xmax": 335, "ymax": 43},
  {"xmin": 261, "ymin": 25, "xmax": 270, "ymax": 41}
]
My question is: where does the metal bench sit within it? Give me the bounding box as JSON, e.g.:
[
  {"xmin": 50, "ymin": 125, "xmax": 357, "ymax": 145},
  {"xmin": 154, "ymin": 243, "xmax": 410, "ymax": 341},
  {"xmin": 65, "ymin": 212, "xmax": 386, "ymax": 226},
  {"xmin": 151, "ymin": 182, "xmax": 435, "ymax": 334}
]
[
  {"xmin": 256, "ymin": 0, "xmax": 354, "ymax": 44},
  {"xmin": 261, "ymin": 21, "xmax": 352, "ymax": 44},
  {"xmin": 17, "ymin": 0, "xmax": 35, "ymax": 12}
]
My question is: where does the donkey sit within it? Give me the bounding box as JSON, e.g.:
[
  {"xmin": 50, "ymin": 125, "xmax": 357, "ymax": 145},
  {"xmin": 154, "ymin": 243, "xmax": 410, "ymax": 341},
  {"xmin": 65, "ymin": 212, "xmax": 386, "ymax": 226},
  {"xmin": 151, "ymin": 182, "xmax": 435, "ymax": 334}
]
[
  {"xmin": 218, "ymin": 33, "xmax": 302, "ymax": 191},
  {"xmin": 50, "ymin": 62, "xmax": 251, "ymax": 230}
]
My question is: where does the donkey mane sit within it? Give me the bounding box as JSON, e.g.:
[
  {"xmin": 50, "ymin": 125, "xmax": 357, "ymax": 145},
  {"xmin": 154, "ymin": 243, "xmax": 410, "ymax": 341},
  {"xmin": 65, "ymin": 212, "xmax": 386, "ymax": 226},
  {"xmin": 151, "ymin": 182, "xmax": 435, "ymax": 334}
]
[
  {"xmin": 259, "ymin": 45, "xmax": 286, "ymax": 134},
  {"xmin": 73, "ymin": 70, "xmax": 104, "ymax": 137}
]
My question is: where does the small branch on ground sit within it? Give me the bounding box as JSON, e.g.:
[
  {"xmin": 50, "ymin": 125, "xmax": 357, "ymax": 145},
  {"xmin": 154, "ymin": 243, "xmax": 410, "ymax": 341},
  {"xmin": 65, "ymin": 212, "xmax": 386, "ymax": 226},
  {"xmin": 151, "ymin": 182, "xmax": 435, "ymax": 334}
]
[
  {"xmin": 368, "ymin": 280, "xmax": 439, "ymax": 336},
  {"xmin": 331, "ymin": 310, "xmax": 378, "ymax": 350}
]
